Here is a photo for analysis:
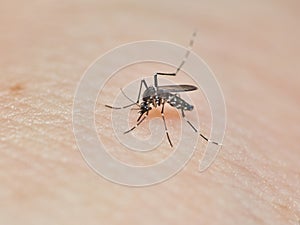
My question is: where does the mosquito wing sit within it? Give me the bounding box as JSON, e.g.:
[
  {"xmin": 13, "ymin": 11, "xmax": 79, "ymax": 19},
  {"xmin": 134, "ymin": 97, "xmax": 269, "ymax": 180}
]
[{"xmin": 158, "ymin": 84, "xmax": 198, "ymax": 93}]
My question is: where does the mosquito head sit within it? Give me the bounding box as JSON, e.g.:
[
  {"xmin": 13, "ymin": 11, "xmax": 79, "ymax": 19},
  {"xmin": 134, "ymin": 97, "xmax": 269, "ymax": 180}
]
[{"xmin": 140, "ymin": 101, "xmax": 152, "ymax": 113}]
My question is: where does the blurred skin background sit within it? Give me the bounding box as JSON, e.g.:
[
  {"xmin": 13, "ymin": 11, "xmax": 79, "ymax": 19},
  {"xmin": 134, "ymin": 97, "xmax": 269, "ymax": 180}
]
[{"xmin": 0, "ymin": 0, "xmax": 299, "ymax": 225}]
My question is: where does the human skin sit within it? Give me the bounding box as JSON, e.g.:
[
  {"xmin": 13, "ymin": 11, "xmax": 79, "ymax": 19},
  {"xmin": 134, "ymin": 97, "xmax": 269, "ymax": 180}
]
[{"xmin": 0, "ymin": 0, "xmax": 299, "ymax": 225}]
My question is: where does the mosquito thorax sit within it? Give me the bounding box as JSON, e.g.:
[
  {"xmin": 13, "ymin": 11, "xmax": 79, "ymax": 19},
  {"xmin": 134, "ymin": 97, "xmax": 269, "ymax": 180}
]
[{"xmin": 142, "ymin": 86, "xmax": 156, "ymax": 100}]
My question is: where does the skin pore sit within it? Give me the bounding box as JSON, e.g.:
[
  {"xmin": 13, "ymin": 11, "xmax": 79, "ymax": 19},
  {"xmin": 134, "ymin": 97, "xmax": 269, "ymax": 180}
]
[{"xmin": 0, "ymin": 0, "xmax": 299, "ymax": 225}]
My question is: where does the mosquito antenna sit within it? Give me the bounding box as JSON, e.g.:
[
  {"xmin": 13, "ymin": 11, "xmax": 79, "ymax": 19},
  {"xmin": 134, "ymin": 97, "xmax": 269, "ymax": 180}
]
[
  {"xmin": 175, "ymin": 31, "xmax": 197, "ymax": 75},
  {"xmin": 120, "ymin": 88, "xmax": 140, "ymax": 106}
]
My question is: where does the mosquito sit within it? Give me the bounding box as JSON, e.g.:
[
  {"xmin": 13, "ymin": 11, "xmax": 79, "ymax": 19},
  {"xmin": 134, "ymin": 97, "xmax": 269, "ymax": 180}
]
[{"xmin": 106, "ymin": 32, "xmax": 222, "ymax": 147}]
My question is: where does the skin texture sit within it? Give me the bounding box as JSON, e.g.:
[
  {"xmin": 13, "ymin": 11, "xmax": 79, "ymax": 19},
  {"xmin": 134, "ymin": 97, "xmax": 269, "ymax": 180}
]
[{"xmin": 0, "ymin": 0, "xmax": 299, "ymax": 224}]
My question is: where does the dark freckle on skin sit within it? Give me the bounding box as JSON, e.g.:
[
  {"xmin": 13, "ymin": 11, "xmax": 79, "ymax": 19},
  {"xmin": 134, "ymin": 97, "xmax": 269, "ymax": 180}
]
[{"xmin": 9, "ymin": 83, "xmax": 24, "ymax": 93}]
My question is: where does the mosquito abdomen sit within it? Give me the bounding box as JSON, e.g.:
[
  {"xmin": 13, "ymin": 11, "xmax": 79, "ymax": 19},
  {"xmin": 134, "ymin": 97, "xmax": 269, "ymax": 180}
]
[{"xmin": 168, "ymin": 95, "xmax": 194, "ymax": 111}]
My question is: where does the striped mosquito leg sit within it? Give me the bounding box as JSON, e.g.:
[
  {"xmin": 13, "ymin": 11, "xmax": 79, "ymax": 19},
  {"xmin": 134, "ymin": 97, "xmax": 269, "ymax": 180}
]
[
  {"xmin": 161, "ymin": 102, "xmax": 173, "ymax": 147},
  {"xmin": 175, "ymin": 31, "xmax": 197, "ymax": 75},
  {"xmin": 124, "ymin": 111, "xmax": 149, "ymax": 134},
  {"xmin": 181, "ymin": 109, "xmax": 222, "ymax": 146}
]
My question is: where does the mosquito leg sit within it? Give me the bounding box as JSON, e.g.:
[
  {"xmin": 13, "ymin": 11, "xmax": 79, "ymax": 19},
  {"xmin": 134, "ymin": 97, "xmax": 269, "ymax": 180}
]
[
  {"xmin": 124, "ymin": 110, "xmax": 149, "ymax": 134},
  {"xmin": 154, "ymin": 73, "xmax": 176, "ymax": 88},
  {"xmin": 181, "ymin": 109, "xmax": 222, "ymax": 146},
  {"xmin": 136, "ymin": 111, "xmax": 145, "ymax": 122},
  {"xmin": 154, "ymin": 32, "xmax": 197, "ymax": 87},
  {"xmin": 175, "ymin": 31, "xmax": 197, "ymax": 75},
  {"xmin": 156, "ymin": 73, "xmax": 176, "ymax": 75},
  {"xmin": 154, "ymin": 31, "xmax": 197, "ymax": 86},
  {"xmin": 136, "ymin": 79, "xmax": 148, "ymax": 103},
  {"xmin": 161, "ymin": 102, "xmax": 173, "ymax": 147}
]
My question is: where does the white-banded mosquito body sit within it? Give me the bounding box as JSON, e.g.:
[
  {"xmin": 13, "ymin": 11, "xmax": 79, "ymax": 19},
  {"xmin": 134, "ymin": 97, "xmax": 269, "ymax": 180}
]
[{"xmin": 106, "ymin": 32, "xmax": 222, "ymax": 147}]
